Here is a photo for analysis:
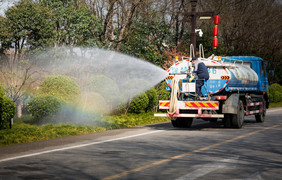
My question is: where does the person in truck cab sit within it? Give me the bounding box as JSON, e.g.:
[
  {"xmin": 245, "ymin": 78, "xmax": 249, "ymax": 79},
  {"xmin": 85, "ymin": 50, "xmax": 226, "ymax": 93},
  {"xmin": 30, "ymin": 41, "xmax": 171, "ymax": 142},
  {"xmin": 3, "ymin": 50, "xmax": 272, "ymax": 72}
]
[{"xmin": 189, "ymin": 57, "xmax": 209, "ymax": 97}]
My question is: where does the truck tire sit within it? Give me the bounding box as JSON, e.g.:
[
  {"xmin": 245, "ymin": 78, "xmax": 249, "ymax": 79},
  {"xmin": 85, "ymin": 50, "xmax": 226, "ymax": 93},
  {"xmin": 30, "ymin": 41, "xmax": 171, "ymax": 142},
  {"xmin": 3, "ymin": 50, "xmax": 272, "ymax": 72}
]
[
  {"xmin": 171, "ymin": 119, "xmax": 180, "ymax": 127},
  {"xmin": 171, "ymin": 118, "xmax": 193, "ymax": 128},
  {"xmin": 209, "ymin": 119, "xmax": 218, "ymax": 123},
  {"xmin": 255, "ymin": 99, "xmax": 266, "ymax": 123},
  {"xmin": 232, "ymin": 100, "xmax": 244, "ymax": 128},
  {"xmin": 223, "ymin": 114, "xmax": 232, "ymax": 128},
  {"xmin": 180, "ymin": 118, "xmax": 193, "ymax": 128}
]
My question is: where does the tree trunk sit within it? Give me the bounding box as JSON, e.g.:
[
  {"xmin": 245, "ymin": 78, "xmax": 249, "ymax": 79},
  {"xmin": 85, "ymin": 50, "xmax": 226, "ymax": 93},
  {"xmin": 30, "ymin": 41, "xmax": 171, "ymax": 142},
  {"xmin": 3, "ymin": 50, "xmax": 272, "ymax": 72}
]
[
  {"xmin": 16, "ymin": 98, "xmax": 22, "ymax": 118},
  {"xmin": 115, "ymin": 0, "xmax": 142, "ymax": 51}
]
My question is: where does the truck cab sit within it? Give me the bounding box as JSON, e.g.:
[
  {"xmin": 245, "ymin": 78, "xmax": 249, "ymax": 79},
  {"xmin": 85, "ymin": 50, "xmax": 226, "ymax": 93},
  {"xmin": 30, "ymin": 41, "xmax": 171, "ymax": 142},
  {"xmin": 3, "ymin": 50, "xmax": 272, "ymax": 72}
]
[{"xmin": 222, "ymin": 56, "xmax": 269, "ymax": 108}]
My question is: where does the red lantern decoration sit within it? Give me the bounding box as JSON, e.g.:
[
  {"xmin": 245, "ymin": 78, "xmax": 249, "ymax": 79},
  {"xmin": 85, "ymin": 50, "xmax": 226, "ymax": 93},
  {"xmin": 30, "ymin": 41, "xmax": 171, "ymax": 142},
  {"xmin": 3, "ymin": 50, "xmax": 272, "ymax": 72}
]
[
  {"xmin": 214, "ymin": 15, "xmax": 220, "ymax": 25},
  {"xmin": 213, "ymin": 26, "xmax": 218, "ymax": 36},
  {"xmin": 213, "ymin": 37, "xmax": 218, "ymax": 48}
]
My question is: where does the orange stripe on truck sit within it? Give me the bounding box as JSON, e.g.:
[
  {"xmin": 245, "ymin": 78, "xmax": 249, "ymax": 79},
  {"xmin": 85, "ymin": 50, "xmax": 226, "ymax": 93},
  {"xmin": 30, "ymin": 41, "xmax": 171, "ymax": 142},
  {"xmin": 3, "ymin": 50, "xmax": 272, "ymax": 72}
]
[
  {"xmin": 159, "ymin": 102, "xmax": 170, "ymax": 107},
  {"xmin": 185, "ymin": 102, "xmax": 218, "ymax": 108}
]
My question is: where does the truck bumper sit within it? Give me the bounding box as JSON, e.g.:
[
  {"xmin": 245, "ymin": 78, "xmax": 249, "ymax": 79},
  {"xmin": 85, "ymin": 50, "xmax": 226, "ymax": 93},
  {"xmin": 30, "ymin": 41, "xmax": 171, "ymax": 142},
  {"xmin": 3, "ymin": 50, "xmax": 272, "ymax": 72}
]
[
  {"xmin": 155, "ymin": 100, "xmax": 224, "ymax": 118},
  {"xmin": 154, "ymin": 113, "xmax": 224, "ymax": 118}
]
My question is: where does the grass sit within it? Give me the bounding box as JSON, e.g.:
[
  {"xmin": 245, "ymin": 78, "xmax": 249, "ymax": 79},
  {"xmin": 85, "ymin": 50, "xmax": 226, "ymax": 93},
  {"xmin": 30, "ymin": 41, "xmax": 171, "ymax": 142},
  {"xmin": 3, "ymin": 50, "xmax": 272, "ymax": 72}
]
[
  {"xmin": 103, "ymin": 112, "xmax": 170, "ymax": 129},
  {"xmin": 269, "ymin": 102, "xmax": 282, "ymax": 108},
  {"xmin": 0, "ymin": 112, "xmax": 169, "ymax": 146},
  {"xmin": 0, "ymin": 123, "xmax": 106, "ymax": 146}
]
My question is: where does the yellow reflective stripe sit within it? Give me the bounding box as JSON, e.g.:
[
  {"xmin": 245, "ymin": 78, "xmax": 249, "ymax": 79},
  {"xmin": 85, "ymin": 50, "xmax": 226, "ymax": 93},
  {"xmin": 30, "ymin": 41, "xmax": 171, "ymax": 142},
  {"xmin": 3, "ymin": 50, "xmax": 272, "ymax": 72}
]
[
  {"xmin": 202, "ymin": 103, "xmax": 209, "ymax": 107},
  {"xmin": 194, "ymin": 102, "xmax": 201, "ymax": 107},
  {"xmin": 185, "ymin": 102, "xmax": 192, "ymax": 107},
  {"xmin": 160, "ymin": 102, "xmax": 170, "ymax": 107},
  {"xmin": 210, "ymin": 103, "xmax": 218, "ymax": 107}
]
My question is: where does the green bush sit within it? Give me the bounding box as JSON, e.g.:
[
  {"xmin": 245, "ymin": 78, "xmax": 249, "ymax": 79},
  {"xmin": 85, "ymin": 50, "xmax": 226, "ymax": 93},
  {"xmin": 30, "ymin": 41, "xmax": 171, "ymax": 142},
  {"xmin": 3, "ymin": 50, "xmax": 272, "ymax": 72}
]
[
  {"xmin": 0, "ymin": 83, "xmax": 5, "ymax": 97},
  {"xmin": 269, "ymin": 93, "xmax": 274, "ymax": 102},
  {"xmin": 156, "ymin": 81, "xmax": 170, "ymax": 101},
  {"xmin": 269, "ymin": 83, "xmax": 282, "ymax": 93},
  {"xmin": 269, "ymin": 83, "xmax": 282, "ymax": 102},
  {"xmin": 86, "ymin": 75, "xmax": 120, "ymax": 105},
  {"xmin": 0, "ymin": 96, "xmax": 16, "ymax": 129},
  {"xmin": 39, "ymin": 75, "xmax": 81, "ymax": 103},
  {"xmin": 27, "ymin": 95, "xmax": 63, "ymax": 121},
  {"xmin": 79, "ymin": 92, "xmax": 108, "ymax": 114},
  {"xmin": 128, "ymin": 93, "xmax": 149, "ymax": 114},
  {"xmin": 273, "ymin": 91, "xmax": 282, "ymax": 102},
  {"xmin": 145, "ymin": 88, "xmax": 158, "ymax": 112}
]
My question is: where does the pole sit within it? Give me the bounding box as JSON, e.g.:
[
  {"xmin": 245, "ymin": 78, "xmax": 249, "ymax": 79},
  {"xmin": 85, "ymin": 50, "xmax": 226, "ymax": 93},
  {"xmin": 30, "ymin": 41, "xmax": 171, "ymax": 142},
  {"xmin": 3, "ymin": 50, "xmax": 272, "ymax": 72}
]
[{"xmin": 191, "ymin": 0, "xmax": 197, "ymax": 56}]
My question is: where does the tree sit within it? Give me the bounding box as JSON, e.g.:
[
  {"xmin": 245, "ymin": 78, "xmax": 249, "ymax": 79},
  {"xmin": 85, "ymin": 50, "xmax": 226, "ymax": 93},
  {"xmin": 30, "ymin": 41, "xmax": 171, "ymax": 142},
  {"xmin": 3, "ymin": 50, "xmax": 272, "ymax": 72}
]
[
  {"xmin": 40, "ymin": 0, "xmax": 103, "ymax": 47},
  {"xmin": 198, "ymin": 0, "xmax": 282, "ymax": 83},
  {"xmin": 0, "ymin": 56, "xmax": 40, "ymax": 118},
  {"xmin": 120, "ymin": 10, "xmax": 170, "ymax": 65},
  {"xmin": 0, "ymin": 0, "xmax": 55, "ymax": 118},
  {"xmin": 0, "ymin": 0, "xmax": 55, "ymax": 58}
]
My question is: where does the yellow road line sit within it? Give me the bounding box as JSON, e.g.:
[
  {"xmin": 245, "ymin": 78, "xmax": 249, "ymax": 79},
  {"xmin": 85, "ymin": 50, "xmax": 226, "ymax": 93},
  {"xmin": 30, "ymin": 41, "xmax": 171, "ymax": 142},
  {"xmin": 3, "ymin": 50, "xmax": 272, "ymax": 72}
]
[{"xmin": 102, "ymin": 122, "xmax": 282, "ymax": 180}]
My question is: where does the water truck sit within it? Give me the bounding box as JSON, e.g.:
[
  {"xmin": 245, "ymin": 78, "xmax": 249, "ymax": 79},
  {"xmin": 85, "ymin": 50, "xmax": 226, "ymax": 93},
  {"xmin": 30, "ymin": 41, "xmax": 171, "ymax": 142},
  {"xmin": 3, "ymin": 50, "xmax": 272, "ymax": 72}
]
[{"xmin": 155, "ymin": 48, "xmax": 269, "ymax": 128}]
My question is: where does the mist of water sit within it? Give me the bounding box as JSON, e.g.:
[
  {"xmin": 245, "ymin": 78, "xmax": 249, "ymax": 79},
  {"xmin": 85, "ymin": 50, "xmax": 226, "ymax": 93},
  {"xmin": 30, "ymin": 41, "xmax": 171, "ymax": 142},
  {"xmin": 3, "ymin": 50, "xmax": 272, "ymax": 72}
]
[{"xmin": 32, "ymin": 47, "xmax": 168, "ymax": 124}]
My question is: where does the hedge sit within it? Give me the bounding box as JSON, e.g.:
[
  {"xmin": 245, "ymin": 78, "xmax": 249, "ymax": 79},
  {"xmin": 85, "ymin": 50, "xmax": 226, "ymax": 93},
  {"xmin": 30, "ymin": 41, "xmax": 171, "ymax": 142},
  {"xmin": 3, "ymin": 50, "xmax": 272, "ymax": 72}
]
[
  {"xmin": 27, "ymin": 95, "xmax": 63, "ymax": 121},
  {"xmin": 145, "ymin": 88, "xmax": 158, "ymax": 112},
  {"xmin": 0, "ymin": 83, "xmax": 16, "ymax": 129},
  {"xmin": 0, "ymin": 96, "xmax": 16, "ymax": 129},
  {"xmin": 39, "ymin": 75, "xmax": 81, "ymax": 103},
  {"xmin": 86, "ymin": 75, "xmax": 121, "ymax": 107},
  {"xmin": 269, "ymin": 83, "xmax": 282, "ymax": 103},
  {"xmin": 128, "ymin": 93, "xmax": 149, "ymax": 114}
]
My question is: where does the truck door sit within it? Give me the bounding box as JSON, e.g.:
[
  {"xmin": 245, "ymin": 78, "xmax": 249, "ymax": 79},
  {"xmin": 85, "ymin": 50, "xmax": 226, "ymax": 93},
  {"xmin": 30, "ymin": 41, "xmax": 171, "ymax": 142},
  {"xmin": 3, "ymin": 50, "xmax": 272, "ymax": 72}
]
[{"xmin": 260, "ymin": 61, "xmax": 268, "ymax": 92}]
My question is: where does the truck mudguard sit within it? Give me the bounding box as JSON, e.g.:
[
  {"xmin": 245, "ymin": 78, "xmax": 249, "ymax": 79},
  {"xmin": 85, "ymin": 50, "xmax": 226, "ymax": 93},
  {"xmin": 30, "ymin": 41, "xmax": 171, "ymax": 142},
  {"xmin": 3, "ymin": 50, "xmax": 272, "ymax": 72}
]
[{"xmin": 222, "ymin": 94, "xmax": 239, "ymax": 114}]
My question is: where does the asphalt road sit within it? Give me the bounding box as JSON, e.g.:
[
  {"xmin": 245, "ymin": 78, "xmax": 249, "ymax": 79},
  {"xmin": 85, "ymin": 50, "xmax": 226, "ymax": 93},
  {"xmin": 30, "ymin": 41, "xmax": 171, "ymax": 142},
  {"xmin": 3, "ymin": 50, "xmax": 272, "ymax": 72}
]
[{"xmin": 1, "ymin": 108, "xmax": 282, "ymax": 180}]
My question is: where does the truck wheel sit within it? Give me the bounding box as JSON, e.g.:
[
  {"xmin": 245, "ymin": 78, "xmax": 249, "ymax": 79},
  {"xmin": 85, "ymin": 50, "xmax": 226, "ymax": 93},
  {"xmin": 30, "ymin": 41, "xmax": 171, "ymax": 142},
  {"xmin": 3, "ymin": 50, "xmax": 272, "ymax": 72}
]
[
  {"xmin": 171, "ymin": 119, "xmax": 180, "ymax": 127},
  {"xmin": 209, "ymin": 119, "xmax": 218, "ymax": 123},
  {"xmin": 179, "ymin": 118, "xmax": 193, "ymax": 128},
  {"xmin": 171, "ymin": 118, "xmax": 193, "ymax": 128},
  {"xmin": 255, "ymin": 99, "xmax": 266, "ymax": 123},
  {"xmin": 232, "ymin": 100, "xmax": 244, "ymax": 128},
  {"xmin": 223, "ymin": 114, "xmax": 232, "ymax": 128}
]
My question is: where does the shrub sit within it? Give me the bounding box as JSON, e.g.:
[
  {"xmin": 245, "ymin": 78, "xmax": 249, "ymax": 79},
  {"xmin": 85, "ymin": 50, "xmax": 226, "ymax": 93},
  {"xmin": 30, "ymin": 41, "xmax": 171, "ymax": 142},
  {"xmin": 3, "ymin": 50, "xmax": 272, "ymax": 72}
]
[
  {"xmin": 269, "ymin": 83, "xmax": 282, "ymax": 102},
  {"xmin": 156, "ymin": 81, "xmax": 170, "ymax": 101},
  {"xmin": 145, "ymin": 88, "xmax": 158, "ymax": 112},
  {"xmin": 0, "ymin": 96, "xmax": 16, "ymax": 129},
  {"xmin": 79, "ymin": 92, "xmax": 108, "ymax": 114},
  {"xmin": 269, "ymin": 83, "xmax": 282, "ymax": 93},
  {"xmin": 27, "ymin": 95, "xmax": 63, "ymax": 121},
  {"xmin": 0, "ymin": 83, "xmax": 5, "ymax": 97},
  {"xmin": 269, "ymin": 93, "xmax": 274, "ymax": 103},
  {"xmin": 86, "ymin": 75, "xmax": 121, "ymax": 111},
  {"xmin": 39, "ymin": 75, "xmax": 81, "ymax": 103},
  {"xmin": 273, "ymin": 91, "xmax": 282, "ymax": 102},
  {"xmin": 128, "ymin": 93, "xmax": 149, "ymax": 114}
]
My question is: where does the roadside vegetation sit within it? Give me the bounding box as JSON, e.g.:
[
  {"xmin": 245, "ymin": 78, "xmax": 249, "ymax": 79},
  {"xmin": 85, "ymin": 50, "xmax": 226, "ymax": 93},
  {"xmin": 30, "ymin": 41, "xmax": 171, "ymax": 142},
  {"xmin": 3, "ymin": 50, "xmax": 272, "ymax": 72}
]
[
  {"xmin": 0, "ymin": 0, "xmax": 281, "ymax": 146},
  {"xmin": 0, "ymin": 79, "xmax": 170, "ymax": 146},
  {"xmin": 0, "ymin": 113, "xmax": 169, "ymax": 146},
  {"xmin": 269, "ymin": 83, "xmax": 282, "ymax": 108}
]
